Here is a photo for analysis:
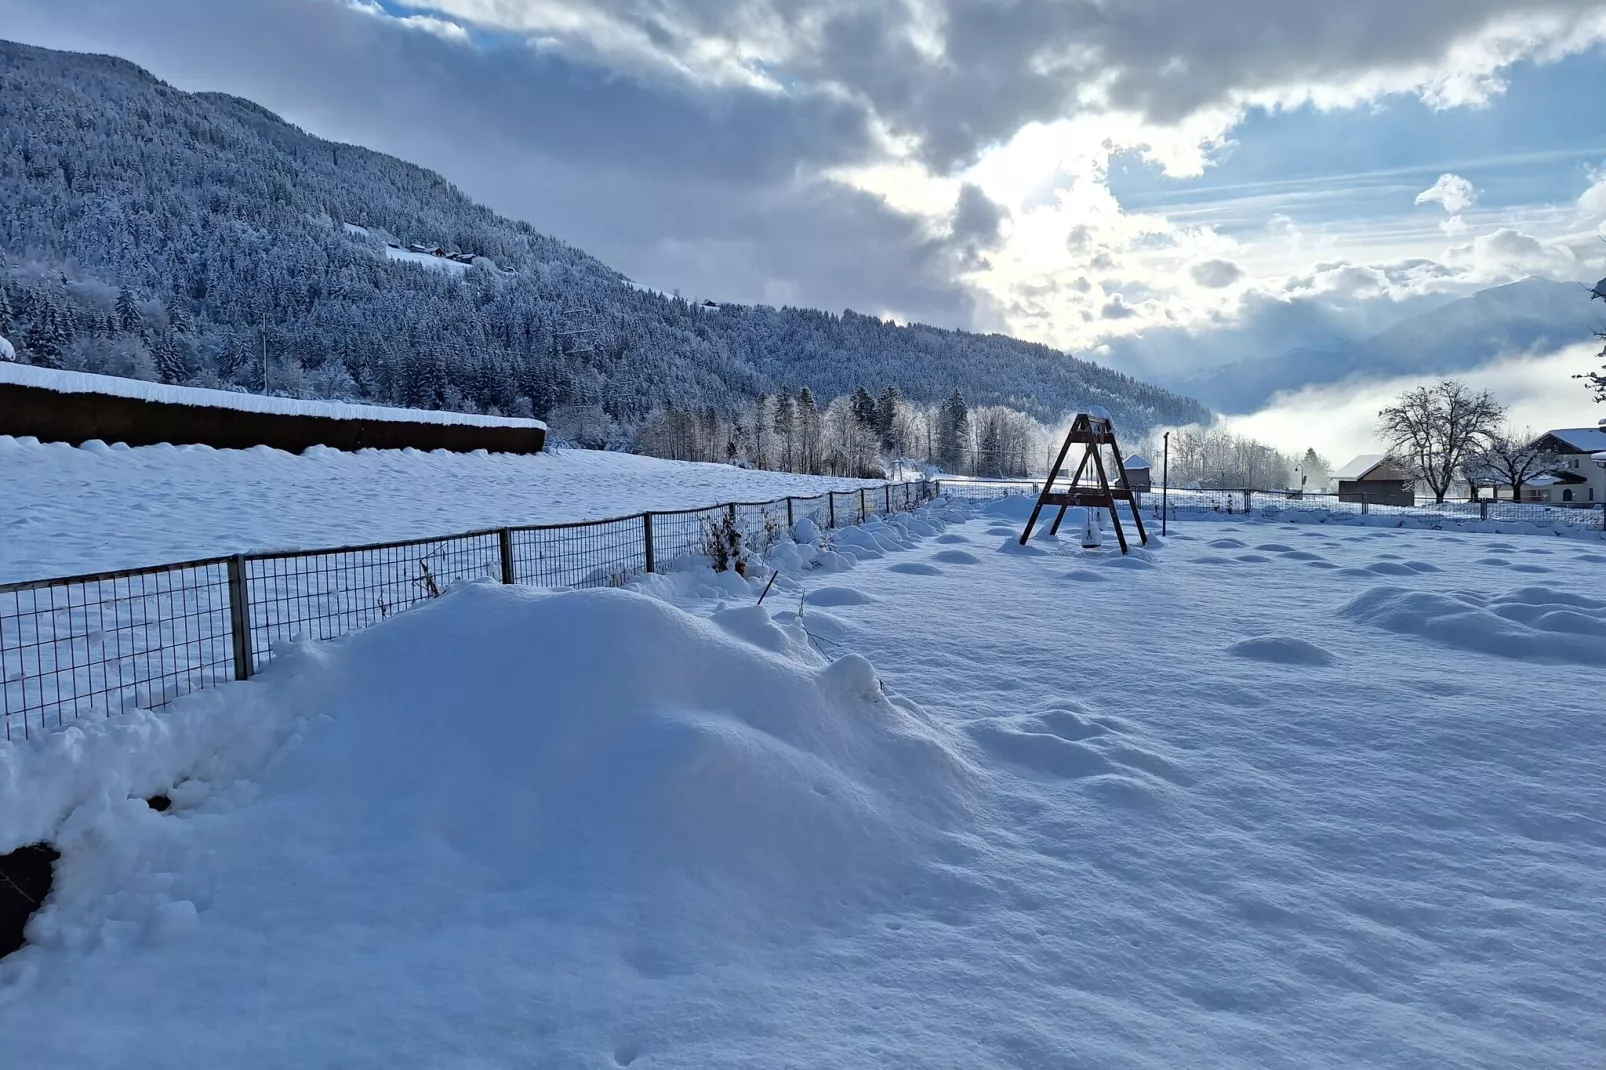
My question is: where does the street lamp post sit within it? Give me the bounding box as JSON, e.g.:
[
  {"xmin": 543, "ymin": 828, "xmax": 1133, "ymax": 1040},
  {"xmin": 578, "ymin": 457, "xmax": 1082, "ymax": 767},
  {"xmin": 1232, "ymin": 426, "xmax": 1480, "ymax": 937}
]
[{"xmin": 1162, "ymin": 431, "xmax": 1170, "ymax": 536}]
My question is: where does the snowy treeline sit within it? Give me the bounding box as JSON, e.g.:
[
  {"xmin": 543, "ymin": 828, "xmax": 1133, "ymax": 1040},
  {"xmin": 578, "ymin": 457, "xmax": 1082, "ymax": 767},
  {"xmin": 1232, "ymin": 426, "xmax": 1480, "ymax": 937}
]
[
  {"xmin": 1127, "ymin": 427, "xmax": 1332, "ymax": 491},
  {"xmin": 0, "ymin": 39, "xmax": 1208, "ymax": 435},
  {"xmin": 632, "ymin": 387, "xmax": 1049, "ymax": 478}
]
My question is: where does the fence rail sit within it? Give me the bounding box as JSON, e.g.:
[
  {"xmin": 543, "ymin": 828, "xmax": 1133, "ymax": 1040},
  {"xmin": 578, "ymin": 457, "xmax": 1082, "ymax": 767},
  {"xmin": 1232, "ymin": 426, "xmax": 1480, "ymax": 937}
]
[
  {"xmin": 1, "ymin": 480, "xmax": 941, "ymax": 741},
  {"xmin": 933, "ymin": 478, "xmax": 1606, "ymax": 530}
]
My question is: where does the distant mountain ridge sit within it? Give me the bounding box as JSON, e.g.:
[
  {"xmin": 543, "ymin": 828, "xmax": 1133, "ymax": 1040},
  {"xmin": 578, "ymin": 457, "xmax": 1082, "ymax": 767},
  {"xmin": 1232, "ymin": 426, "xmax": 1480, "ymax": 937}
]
[
  {"xmin": 1176, "ymin": 277, "xmax": 1600, "ymax": 412},
  {"xmin": 0, "ymin": 38, "xmax": 1208, "ymax": 432}
]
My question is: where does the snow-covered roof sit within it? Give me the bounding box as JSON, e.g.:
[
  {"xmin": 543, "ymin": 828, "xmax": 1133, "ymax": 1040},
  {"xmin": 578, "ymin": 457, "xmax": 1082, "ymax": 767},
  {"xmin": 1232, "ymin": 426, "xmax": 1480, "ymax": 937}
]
[
  {"xmin": 1333, "ymin": 453, "xmax": 1396, "ymax": 480},
  {"xmin": 1527, "ymin": 472, "xmax": 1588, "ymax": 487},
  {"xmin": 384, "ymin": 244, "xmax": 468, "ymax": 274},
  {"xmin": 1538, "ymin": 427, "xmax": 1606, "ymax": 453},
  {"xmin": 1123, "ymin": 455, "xmax": 1151, "ymax": 469},
  {"xmin": 0, "ymin": 362, "xmax": 546, "ymax": 429}
]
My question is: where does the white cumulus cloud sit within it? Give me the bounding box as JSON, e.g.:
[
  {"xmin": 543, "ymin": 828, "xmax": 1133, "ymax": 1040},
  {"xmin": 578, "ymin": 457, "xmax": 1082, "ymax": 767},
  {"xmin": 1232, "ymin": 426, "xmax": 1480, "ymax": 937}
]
[{"xmin": 1415, "ymin": 173, "xmax": 1480, "ymax": 214}]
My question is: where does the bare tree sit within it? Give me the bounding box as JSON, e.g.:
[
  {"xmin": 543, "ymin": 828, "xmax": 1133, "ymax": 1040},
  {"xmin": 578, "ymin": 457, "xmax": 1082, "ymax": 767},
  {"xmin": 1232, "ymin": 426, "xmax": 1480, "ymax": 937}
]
[
  {"xmin": 1466, "ymin": 427, "xmax": 1556, "ymax": 502},
  {"xmin": 1578, "ymin": 277, "xmax": 1606, "ymax": 403},
  {"xmin": 1377, "ymin": 379, "xmax": 1505, "ymax": 503}
]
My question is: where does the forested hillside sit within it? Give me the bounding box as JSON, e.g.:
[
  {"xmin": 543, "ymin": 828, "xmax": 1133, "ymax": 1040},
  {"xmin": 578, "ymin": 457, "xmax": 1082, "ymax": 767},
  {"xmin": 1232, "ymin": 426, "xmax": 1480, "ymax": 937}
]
[{"xmin": 0, "ymin": 38, "xmax": 1208, "ymax": 434}]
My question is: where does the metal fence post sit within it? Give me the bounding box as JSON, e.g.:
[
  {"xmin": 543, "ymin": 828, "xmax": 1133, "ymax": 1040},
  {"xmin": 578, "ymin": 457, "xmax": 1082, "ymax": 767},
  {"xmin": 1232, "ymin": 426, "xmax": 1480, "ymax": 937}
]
[
  {"xmin": 861, "ymin": 488, "xmax": 870, "ymax": 520},
  {"xmin": 643, "ymin": 513, "xmax": 656, "ymax": 573},
  {"xmin": 498, "ymin": 528, "xmax": 516, "ymax": 584},
  {"xmin": 227, "ymin": 554, "xmax": 254, "ymax": 681},
  {"xmin": 1242, "ymin": 489, "xmax": 1252, "ymax": 513},
  {"xmin": 1361, "ymin": 494, "xmax": 1370, "ymax": 516},
  {"xmin": 1479, "ymin": 500, "xmax": 1489, "ymax": 522},
  {"xmin": 884, "ymin": 485, "xmax": 891, "ymax": 514},
  {"xmin": 786, "ymin": 497, "xmax": 794, "ymax": 527},
  {"xmin": 829, "ymin": 494, "xmax": 836, "ymax": 528}
]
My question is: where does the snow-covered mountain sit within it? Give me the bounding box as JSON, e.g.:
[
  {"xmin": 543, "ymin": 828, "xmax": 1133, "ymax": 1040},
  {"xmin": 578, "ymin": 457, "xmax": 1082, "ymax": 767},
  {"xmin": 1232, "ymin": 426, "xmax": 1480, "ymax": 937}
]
[
  {"xmin": 1176, "ymin": 276, "xmax": 1600, "ymax": 413},
  {"xmin": 0, "ymin": 39, "xmax": 1207, "ymax": 431}
]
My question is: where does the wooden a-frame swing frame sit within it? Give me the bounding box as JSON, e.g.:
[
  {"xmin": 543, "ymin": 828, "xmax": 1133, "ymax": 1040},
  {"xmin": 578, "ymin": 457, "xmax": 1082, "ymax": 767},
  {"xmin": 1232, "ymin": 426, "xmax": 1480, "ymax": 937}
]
[{"xmin": 1018, "ymin": 412, "xmax": 1149, "ymax": 554}]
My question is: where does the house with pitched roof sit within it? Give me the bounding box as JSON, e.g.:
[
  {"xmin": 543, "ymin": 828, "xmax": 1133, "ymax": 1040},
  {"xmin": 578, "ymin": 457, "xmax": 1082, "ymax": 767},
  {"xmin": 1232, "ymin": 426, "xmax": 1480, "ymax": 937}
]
[{"xmin": 1524, "ymin": 427, "xmax": 1606, "ymax": 505}]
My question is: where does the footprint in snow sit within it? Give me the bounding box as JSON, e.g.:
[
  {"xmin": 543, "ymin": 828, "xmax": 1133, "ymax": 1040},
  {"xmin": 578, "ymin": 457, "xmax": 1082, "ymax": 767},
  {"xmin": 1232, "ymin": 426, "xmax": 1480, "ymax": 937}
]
[
  {"xmin": 931, "ymin": 549, "xmax": 980, "ymax": 565},
  {"xmin": 1226, "ymin": 636, "xmax": 1338, "ymax": 666},
  {"xmin": 804, "ymin": 586, "xmax": 876, "ymax": 607},
  {"xmin": 889, "ymin": 562, "xmax": 944, "ymax": 576},
  {"xmin": 935, "ymin": 533, "xmax": 970, "ymax": 544},
  {"xmin": 1028, "ymin": 707, "xmax": 1111, "ymax": 741},
  {"xmin": 966, "ymin": 722, "xmax": 1117, "ymax": 779}
]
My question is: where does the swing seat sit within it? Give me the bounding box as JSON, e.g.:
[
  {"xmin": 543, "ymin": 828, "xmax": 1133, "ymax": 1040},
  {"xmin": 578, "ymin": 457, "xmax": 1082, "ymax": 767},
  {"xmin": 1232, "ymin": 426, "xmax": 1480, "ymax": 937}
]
[{"xmin": 1038, "ymin": 488, "xmax": 1131, "ymax": 509}]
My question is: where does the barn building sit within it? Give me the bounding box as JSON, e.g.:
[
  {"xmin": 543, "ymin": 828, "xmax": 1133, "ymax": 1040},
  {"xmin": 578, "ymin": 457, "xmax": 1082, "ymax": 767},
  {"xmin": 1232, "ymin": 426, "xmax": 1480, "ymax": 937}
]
[{"xmin": 1333, "ymin": 454, "xmax": 1415, "ymax": 507}]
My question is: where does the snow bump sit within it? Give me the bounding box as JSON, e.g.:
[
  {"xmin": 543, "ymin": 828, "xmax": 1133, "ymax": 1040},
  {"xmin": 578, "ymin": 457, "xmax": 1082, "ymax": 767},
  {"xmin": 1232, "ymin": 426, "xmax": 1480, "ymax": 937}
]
[{"xmin": 1226, "ymin": 636, "xmax": 1339, "ymax": 666}]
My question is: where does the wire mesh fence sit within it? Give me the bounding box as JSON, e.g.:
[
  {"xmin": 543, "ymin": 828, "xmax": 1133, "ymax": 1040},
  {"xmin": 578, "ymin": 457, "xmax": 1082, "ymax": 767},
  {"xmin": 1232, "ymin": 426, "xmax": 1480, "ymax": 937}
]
[
  {"xmin": 1139, "ymin": 487, "xmax": 1606, "ymax": 530},
  {"xmin": 926, "ymin": 478, "xmax": 1606, "ymax": 531},
  {"xmin": 1, "ymin": 480, "xmax": 942, "ymax": 740},
  {"xmin": 1, "ymin": 558, "xmax": 238, "ymax": 742}
]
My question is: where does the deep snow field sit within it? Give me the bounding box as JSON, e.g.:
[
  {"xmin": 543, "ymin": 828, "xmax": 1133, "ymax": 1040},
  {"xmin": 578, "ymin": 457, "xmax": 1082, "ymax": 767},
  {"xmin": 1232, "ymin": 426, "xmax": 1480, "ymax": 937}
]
[
  {"xmin": 0, "ymin": 436, "xmax": 880, "ymax": 583},
  {"xmin": 2, "ymin": 495, "xmax": 1604, "ymax": 1068}
]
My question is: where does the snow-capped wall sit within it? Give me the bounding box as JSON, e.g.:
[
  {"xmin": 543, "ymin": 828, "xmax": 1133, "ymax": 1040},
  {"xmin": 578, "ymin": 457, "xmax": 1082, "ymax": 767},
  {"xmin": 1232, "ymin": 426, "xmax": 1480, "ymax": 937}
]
[
  {"xmin": 0, "ymin": 363, "xmax": 543, "ymax": 429},
  {"xmin": 0, "ymin": 362, "xmax": 545, "ymax": 454}
]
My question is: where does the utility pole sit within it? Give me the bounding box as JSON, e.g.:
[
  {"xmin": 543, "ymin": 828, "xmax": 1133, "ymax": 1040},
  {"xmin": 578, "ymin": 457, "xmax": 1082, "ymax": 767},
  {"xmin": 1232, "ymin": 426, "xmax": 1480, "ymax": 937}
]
[
  {"xmin": 261, "ymin": 328, "xmax": 268, "ymax": 395},
  {"xmin": 1162, "ymin": 431, "xmax": 1170, "ymax": 537}
]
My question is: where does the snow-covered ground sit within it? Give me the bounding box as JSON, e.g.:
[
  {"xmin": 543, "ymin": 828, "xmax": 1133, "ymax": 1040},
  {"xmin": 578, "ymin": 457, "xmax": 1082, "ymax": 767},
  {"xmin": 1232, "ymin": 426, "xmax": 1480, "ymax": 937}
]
[
  {"xmin": 0, "ymin": 363, "xmax": 541, "ymax": 429},
  {"xmin": 0, "ymin": 438, "xmax": 881, "ymax": 583},
  {"xmin": 3, "ymin": 496, "xmax": 1602, "ymax": 1067}
]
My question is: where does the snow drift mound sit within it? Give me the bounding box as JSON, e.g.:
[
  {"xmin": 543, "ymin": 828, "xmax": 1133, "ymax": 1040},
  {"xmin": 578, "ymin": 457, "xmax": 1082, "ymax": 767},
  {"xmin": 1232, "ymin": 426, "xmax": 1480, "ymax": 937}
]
[
  {"xmin": 2, "ymin": 580, "xmax": 981, "ymax": 1066},
  {"xmin": 275, "ymin": 583, "xmax": 978, "ymax": 917},
  {"xmin": 13, "ymin": 582, "xmax": 978, "ymax": 961},
  {"xmin": 1339, "ymin": 584, "xmax": 1606, "ymax": 664}
]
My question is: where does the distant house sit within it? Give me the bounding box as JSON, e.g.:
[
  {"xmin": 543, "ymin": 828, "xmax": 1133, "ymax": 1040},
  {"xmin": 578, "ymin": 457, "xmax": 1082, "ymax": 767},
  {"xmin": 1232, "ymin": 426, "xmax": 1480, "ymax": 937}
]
[
  {"xmin": 1524, "ymin": 427, "xmax": 1606, "ymax": 505},
  {"xmin": 1333, "ymin": 454, "xmax": 1415, "ymax": 506},
  {"xmin": 1121, "ymin": 455, "xmax": 1152, "ymax": 492}
]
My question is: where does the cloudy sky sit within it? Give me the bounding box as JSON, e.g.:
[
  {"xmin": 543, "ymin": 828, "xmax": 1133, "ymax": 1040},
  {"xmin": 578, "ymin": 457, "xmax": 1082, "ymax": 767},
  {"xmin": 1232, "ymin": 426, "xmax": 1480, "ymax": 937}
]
[{"xmin": 6, "ymin": 0, "xmax": 1606, "ymax": 446}]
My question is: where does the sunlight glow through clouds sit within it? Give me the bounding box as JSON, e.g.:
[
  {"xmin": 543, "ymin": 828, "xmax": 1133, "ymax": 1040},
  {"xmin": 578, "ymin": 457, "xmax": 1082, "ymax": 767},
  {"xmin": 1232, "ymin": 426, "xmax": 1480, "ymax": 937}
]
[{"xmin": 1223, "ymin": 343, "xmax": 1604, "ymax": 462}]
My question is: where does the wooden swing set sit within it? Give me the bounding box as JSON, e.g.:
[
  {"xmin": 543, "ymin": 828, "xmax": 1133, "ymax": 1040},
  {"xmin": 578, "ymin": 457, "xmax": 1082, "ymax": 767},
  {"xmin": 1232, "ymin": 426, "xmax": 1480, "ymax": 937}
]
[{"xmin": 1018, "ymin": 412, "xmax": 1149, "ymax": 554}]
